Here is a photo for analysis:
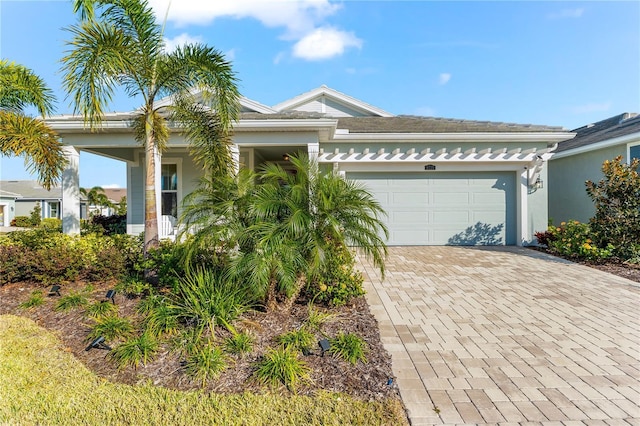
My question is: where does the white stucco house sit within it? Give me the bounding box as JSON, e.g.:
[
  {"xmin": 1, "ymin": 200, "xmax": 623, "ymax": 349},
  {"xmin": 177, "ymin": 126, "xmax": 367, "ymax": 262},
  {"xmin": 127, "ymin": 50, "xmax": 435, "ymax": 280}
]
[{"xmin": 48, "ymin": 86, "xmax": 574, "ymax": 246}]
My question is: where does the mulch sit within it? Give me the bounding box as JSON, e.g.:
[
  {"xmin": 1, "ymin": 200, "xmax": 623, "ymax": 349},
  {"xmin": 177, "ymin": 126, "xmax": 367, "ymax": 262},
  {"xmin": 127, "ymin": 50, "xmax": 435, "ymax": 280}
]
[{"xmin": 0, "ymin": 280, "xmax": 400, "ymax": 402}]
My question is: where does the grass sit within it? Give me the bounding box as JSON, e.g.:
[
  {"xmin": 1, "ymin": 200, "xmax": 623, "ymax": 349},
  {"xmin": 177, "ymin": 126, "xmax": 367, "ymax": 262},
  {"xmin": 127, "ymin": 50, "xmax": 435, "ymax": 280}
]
[
  {"xmin": 0, "ymin": 315, "xmax": 408, "ymax": 425},
  {"xmin": 18, "ymin": 290, "xmax": 45, "ymax": 309},
  {"xmin": 109, "ymin": 332, "xmax": 159, "ymax": 369},
  {"xmin": 276, "ymin": 328, "xmax": 315, "ymax": 353},
  {"xmin": 54, "ymin": 291, "xmax": 88, "ymax": 312},
  {"xmin": 329, "ymin": 332, "xmax": 368, "ymax": 365},
  {"xmin": 254, "ymin": 346, "xmax": 311, "ymax": 392}
]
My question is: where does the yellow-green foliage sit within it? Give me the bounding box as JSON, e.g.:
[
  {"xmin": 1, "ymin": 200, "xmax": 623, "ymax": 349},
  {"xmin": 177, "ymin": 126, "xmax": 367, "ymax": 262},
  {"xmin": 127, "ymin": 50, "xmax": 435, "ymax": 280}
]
[{"xmin": 0, "ymin": 315, "xmax": 407, "ymax": 425}]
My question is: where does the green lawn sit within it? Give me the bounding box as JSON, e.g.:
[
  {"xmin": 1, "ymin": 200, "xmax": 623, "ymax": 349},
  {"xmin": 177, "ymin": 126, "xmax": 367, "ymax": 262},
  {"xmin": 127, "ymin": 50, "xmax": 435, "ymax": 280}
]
[{"xmin": 0, "ymin": 315, "xmax": 407, "ymax": 425}]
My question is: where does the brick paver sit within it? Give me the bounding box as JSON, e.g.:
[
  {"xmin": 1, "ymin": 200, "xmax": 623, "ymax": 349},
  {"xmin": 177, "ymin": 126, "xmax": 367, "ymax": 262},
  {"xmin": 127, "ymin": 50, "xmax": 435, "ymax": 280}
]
[{"xmin": 359, "ymin": 246, "xmax": 640, "ymax": 425}]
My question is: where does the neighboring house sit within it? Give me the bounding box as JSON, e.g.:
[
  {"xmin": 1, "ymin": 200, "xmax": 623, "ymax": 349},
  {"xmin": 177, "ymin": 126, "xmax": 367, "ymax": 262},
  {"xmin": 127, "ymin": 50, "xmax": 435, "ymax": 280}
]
[
  {"xmin": 0, "ymin": 180, "xmax": 92, "ymax": 224},
  {"xmin": 86, "ymin": 187, "xmax": 127, "ymax": 217},
  {"xmin": 549, "ymin": 113, "xmax": 640, "ymax": 224},
  {"xmin": 47, "ymin": 85, "xmax": 574, "ymax": 246},
  {"xmin": 0, "ymin": 180, "xmax": 64, "ymax": 222}
]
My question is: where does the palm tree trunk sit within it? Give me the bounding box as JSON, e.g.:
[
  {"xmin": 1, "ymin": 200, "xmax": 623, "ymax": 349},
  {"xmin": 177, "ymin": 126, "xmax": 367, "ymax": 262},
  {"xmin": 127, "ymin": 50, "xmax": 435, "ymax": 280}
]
[
  {"xmin": 144, "ymin": 128, "xmax": 160, "ymax": 257},
  {"xmin": 281, "ymin": 274, "xmax": 306, "ymax": 312},
  {"xmin": 266, "ymin": 277, "xmax": 278, "ymax": 312}
]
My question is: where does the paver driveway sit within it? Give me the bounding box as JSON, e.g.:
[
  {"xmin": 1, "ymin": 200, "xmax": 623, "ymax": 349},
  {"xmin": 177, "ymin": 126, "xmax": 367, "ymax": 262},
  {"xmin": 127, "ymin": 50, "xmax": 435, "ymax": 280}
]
[{"xmin": 358, "ymin": 246, "xmax": 640, "ymax": 425}]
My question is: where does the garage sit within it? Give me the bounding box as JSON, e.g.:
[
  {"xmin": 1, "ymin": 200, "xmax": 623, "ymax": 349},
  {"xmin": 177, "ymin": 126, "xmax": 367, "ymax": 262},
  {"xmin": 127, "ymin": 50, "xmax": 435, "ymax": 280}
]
[{"xmin": 348, "ymin": 171, "xmax": 517, "ymax": 246}]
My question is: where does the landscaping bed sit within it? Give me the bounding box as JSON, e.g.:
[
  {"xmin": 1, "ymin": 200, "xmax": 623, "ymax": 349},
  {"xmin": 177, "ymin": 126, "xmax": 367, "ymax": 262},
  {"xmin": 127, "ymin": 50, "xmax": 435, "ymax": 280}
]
[{"xmin": 0, "ymin": 279, "xmax": 401, "ymax": 402}]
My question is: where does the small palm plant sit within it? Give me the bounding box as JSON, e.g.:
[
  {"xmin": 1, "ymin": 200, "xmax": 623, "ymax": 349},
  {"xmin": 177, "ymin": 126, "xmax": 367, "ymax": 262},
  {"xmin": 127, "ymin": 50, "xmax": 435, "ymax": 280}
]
[
  {"xmin": 254, "ymin": 346, "xmax": 311, "ymax": 392},
  {"xmin": 329, "ymin": 333, "xmax": 368, "ymax": 365},
  {"xmin": 109, "ymin": 332, "xmax": 158, "ymax": 370},
  {"xmin": 88, "ymin": 315, "xmax": 134, "ymax": 341}
]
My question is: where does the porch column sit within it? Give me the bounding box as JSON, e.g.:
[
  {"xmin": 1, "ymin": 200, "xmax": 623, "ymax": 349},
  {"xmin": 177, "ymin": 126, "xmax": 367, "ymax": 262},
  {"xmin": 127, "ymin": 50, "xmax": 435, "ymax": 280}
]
[
  {"xmin": 231, "ymin": 144, "xmax": 240, "ymax": 174},
  {"xmin": 516, "ymin": 168, "xmax": 528, "ymax": 246},
  {"xmin": 308, "ymin": 142, "xmax": 319, "ymax": 175},
  {"xmin": 154, "ymin": 144, "xmax": 162, "ymax": 227},
  {"xmin": 61, "ymin": 146, "xmax": 80, "ymax": 235}
]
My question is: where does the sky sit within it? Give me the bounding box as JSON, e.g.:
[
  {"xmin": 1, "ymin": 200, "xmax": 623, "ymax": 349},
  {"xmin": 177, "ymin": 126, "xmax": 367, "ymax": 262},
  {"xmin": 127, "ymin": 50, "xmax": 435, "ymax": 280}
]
[{"xmin": 0, "ymin": 0, "xmax": 638, "ymax": 188}]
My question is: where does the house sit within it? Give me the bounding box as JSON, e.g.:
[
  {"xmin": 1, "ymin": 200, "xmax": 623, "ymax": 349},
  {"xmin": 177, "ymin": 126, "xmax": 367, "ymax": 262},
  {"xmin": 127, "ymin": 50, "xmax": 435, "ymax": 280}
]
[
  {"xmin": 549, "ymin": 113, "xmax": 640, "ymax": 224},
  {"xmin": 0, "ymin": 180, "xmax": 65, "ymax": 224},
  {"xmin": 47, "ymin": 86, "xmax": 574, "ymax": 246}
]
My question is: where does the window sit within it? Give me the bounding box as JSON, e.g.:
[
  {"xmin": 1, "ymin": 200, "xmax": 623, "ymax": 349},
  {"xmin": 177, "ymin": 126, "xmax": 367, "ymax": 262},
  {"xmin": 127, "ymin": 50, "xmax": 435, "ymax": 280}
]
[
  {"xmin": 161, "ymin": 164, "xmax": 178, "ymax": 217},
  {"xmin": 630, "ymin": 144, "xmax": 640, "ymax": 162},
  {"xmin": 48, "ymin": 202, "xmax": 60, "ymax": 219}
]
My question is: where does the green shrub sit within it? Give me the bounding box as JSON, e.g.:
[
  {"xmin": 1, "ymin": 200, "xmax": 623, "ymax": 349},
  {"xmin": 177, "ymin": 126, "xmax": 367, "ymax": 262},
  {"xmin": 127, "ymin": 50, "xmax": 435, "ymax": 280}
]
[
  {"xmin": 40, "ymin": 218, "xmax": 62, "ymax": 231},
  {"xmin": 10, "ymin": 216, "xmax": 32, "ymax": 227},
  {"xmin": 224, "ymin": 331, "xmax": 254, "ymax": 356},
  {"xmin": 586, "ymin": 156, "xmax": 640, "ymax": 260},
  {"xmin": 309, "ymin": 243, "xmax": 365, "ymax": 307},
  {"xmin": 115, "ymin": 277, "xmax": 151, "ymax": 298},
  {"xmin": 546, "ymin": 220, "xmax": 614, "ymax": 261},
  {"xmin": 55, "ymin": 291, "xmax": 89, "ymax": 312},
  {"xmin": 183, "ymin": 342, "xmax": 228, "ymax": 385},
  {"xmin": 29, "ymin": 204, "xmax": 42, "ymax": 227},
  {"xmin": 329, "ymin": 333, "xmax": 368, "ymax": 365},
  {"xmin": 109, "ymin": 332, "xmax": 158, "ymax": 370},
  {"xmin": 254, "ymin": 346, "xmax": 311, "ymax": 392},
  {"xmin": 88, "ymin": 315, "xmax": 134, "ymax": 341},
  {"xmin": 85, "ymin": 300, "xmax": 118, "ymax": 319},
  {"xmin": 276, "ymin": 329, "xmax": 315, "ymax": 353},
  {"xmin": 18, "ymin": 290, "xmax": 45, "ymax": 309},
  {"xmin": 173, "ymin": 268, "xmax": 252, "ymax": 335},
  {"xmin": 0, "ymin": 243, "xmax": 34, "ymax": 284},
  {"xmin": 142, "ymin": 299, "xmax": 180, "ymax": 337},
  {"xmin": 305, "ymin": 304, "xmax": 335, "ymax": 332}
]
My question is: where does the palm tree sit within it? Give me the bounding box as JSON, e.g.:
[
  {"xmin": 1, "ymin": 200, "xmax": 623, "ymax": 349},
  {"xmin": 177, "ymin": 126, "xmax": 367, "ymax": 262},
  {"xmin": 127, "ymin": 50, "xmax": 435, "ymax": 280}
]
[
  {"xmin": 224, "ymin": 153, "xmax": 388, "ymax": 311},
  {"xmin": 81, "ymin": 185, "xmax": 114, "ymax": 217},
  {"xmin": 62, "ymin": 0, "xmax": 240, "ymax": 254},
  {"xmin": 0, "ymin": 60, "xmax": 66, "ymax": 190}
]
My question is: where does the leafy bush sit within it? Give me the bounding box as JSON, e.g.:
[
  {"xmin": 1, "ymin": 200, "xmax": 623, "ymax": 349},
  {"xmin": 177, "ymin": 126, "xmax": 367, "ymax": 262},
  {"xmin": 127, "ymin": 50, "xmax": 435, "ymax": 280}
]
[
  {"xmin": 224, "ymin": 331, "xmax": 254, "ymax": 356},
  {"xmin": 115, "ymin": 276, "xmax": 151, "ymax": 298},
  {"xmin": 29, "ymin": 204, "xmax": 42, "ymax": 227},
  {"xmin": 586, "ymin": 156, "xmax": 640, "ymax": 260},
  {"xmin": 308, "ymin": 243, "xmax": 365, "ymax": 307},
  {"xmin": 90, "ymin": 214, "xmax": 127, "ymax": 236},
  {"xmin": 276, "ymin": 329, "xmax": 315, "ymax": 353},
  {"xmin": 329, "ymin": 333, "xmax": 368, "ymax": 365},
  {"xmin": 254, "ymin": 346, "xmax": 311, "ymax": 392},
  {"xmin": 534, "ymin": 229, "xmax": 555, "ymax": 247},
  {"xmin": 10, "ymin": 216, "xmax": 32, "ymax": 227},
  {"xmin": 40, "ymin": 218, "xmax": 62, "ymax": 231},
  {"xmin": 183, "ymin": 342, "xmax": 228, "ymax": 385},
  {"xmin": 545, "ymin": 221, "xmax": 614, "ymax": 261},
  {"xmin": 88, "ymin": 315, "xmax": 134, "ymax": 341},
  {"xmin": 109, "ymin": 332, "xmax": 158, "ymax": 370}
]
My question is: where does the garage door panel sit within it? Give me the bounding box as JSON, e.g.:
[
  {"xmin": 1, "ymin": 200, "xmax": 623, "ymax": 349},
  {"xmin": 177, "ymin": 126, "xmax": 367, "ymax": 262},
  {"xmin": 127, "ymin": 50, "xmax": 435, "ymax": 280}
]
[{"xmin": 348, "ymin": 171, "xmax": 516, "ymax": 245}]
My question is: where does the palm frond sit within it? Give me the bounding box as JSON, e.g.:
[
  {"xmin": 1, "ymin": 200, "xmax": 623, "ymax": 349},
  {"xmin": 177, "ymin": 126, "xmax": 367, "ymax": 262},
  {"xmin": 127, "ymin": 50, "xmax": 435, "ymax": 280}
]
[
  {"xmin": 0, "ymin": 60, "xmax": 56, "ymax": 117},
  {"xmin": 0, "ymin": 111, "xmax": 66, "ymax": 189}
]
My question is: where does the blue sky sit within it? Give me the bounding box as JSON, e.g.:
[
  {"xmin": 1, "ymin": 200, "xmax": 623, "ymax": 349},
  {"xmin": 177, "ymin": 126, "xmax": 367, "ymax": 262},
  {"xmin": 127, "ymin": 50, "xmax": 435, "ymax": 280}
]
[{"xmin": 1, "ymin": 0, "xmax": 638, "ymax": 188}]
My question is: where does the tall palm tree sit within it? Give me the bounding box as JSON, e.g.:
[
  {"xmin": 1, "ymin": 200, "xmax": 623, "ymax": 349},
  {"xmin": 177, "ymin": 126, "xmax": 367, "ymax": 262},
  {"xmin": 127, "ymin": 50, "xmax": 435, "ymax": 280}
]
[
  {"xmin": 0, "ymin": 60, "xmax": 66, "ymax": 190},
  {"xmin": 62, "ymin": 0, "xmax": 240, "ymax": 254}
]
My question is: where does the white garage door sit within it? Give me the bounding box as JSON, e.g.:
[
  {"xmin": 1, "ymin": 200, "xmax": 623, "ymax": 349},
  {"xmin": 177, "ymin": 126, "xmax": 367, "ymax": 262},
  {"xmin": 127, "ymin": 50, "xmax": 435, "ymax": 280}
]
[{"xmin": 348, "ymin": 171, "xmax": 517, "ymax": 246}]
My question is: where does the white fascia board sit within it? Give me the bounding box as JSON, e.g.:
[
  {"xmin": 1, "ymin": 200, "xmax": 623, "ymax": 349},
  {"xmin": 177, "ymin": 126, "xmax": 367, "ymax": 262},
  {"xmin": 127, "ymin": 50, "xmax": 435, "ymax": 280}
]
[
  {"xmin": 234, "ymin": 119, "xmax": 338, "ymax": 132},
  {"xmin": 332, "ymin": 132, "xmax": 573, "ymax": 143},
  {"xmin": 273, "ymin": 86, "xmax": 393, "ymax": 117},
  {"xmin": 550, "ymin": 132, "xmax": 640, "ymax": 160},
  {"xmin": 240, "ymin": 97, "xmax": 277, "ymax": 114}
]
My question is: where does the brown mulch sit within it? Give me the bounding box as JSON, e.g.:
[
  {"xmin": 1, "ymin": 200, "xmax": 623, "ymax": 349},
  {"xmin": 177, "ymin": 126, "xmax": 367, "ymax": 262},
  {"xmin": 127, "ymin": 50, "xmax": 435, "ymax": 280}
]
[{"xmin": 0, "ymin": 280, "xmax": 400, "ymax": 402}]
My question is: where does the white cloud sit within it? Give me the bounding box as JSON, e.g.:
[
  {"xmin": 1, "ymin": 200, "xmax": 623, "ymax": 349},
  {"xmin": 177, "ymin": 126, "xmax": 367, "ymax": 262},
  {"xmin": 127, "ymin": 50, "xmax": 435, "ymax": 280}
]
[
  {"xmin": 164, "ymin": 33, "xmax": 203, "ymax": 52},
  {"xmin": 571, "ymin": 101, "xmax": 612, "ymax": 114},
  {"xmin": 148, "ymin": 0, "xmax": 359, "ymax": 61},
  {"xmin": 547, "ymin": 8, "xmax": 584, "ymax": 19},
  {"xmin": 439, "ymin": 73, "xmax": 451, "ymax": 85},
  {"xmin": 292, "ymin": 27, "xmax": 362, "ymax": 61},
  {"xmin": 273, "ymin": 51, "xmax": 286, "ymax": 65}
]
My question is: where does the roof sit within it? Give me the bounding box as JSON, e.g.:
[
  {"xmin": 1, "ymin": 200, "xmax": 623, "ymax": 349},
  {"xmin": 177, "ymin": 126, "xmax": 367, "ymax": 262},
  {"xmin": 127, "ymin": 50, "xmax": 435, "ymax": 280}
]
[
  {"xmin": 0, "ymin": 180, "xmax": 62, "ymax": 200},
  {"xmin": 102, "ymin": 188, "xmax": 126, "ymax": 203},
  {"xmin": 336, "ymin": 116, "xmax": 566, "ymax": 133},
  {"xmin": 555, "ymin": 112, "xmax": 640, "ymax": 153}
]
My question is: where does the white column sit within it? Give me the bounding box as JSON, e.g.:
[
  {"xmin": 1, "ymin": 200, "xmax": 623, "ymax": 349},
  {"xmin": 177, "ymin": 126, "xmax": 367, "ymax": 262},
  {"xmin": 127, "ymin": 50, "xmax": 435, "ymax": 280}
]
[
  {"xmin": 154, "ymin": 144, "xmax": 162, "ymax": 230},
  {"xmin": 517, "ymin": 168, "xmax": 528, "ymax": 246},
  {"xmin": 231, "ymin": 144, "xmax": 240, "ymax": 174},
  {"xmin": 61, "ymin": 146, "xmax": 81, "ymax": 235}
]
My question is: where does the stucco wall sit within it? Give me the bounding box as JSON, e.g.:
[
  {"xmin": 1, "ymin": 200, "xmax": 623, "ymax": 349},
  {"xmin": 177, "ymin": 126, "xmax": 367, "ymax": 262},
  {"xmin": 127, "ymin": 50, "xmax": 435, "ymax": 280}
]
[
  {"xmin": 548, "ymin": 145, "xmax": 625, "ymax": 224},
  {"xmin": 527, "ymin": 166, "xmax": 549, "ymax": 240}
]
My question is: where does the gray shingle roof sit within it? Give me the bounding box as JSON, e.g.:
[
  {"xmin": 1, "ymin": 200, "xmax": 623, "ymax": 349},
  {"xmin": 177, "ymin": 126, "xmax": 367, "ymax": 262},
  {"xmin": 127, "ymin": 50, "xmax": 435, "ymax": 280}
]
[
  {"xmin": 555, "ymin": 113, "xmax": 640, "ymax": 153},
  {"xmin": 0, "ymin": 180, "xmax": 61, "ymax": 199},
  {"xmin": 336, "ymin": 116, "xmax": 566, "ymax": 133}
]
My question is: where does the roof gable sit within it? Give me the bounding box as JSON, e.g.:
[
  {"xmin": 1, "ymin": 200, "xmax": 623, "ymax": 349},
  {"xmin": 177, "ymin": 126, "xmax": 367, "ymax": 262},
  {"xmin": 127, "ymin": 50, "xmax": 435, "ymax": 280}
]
[{"xmin": 272, "ymin": 85, "xmax": 394, "ymax": 118}]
